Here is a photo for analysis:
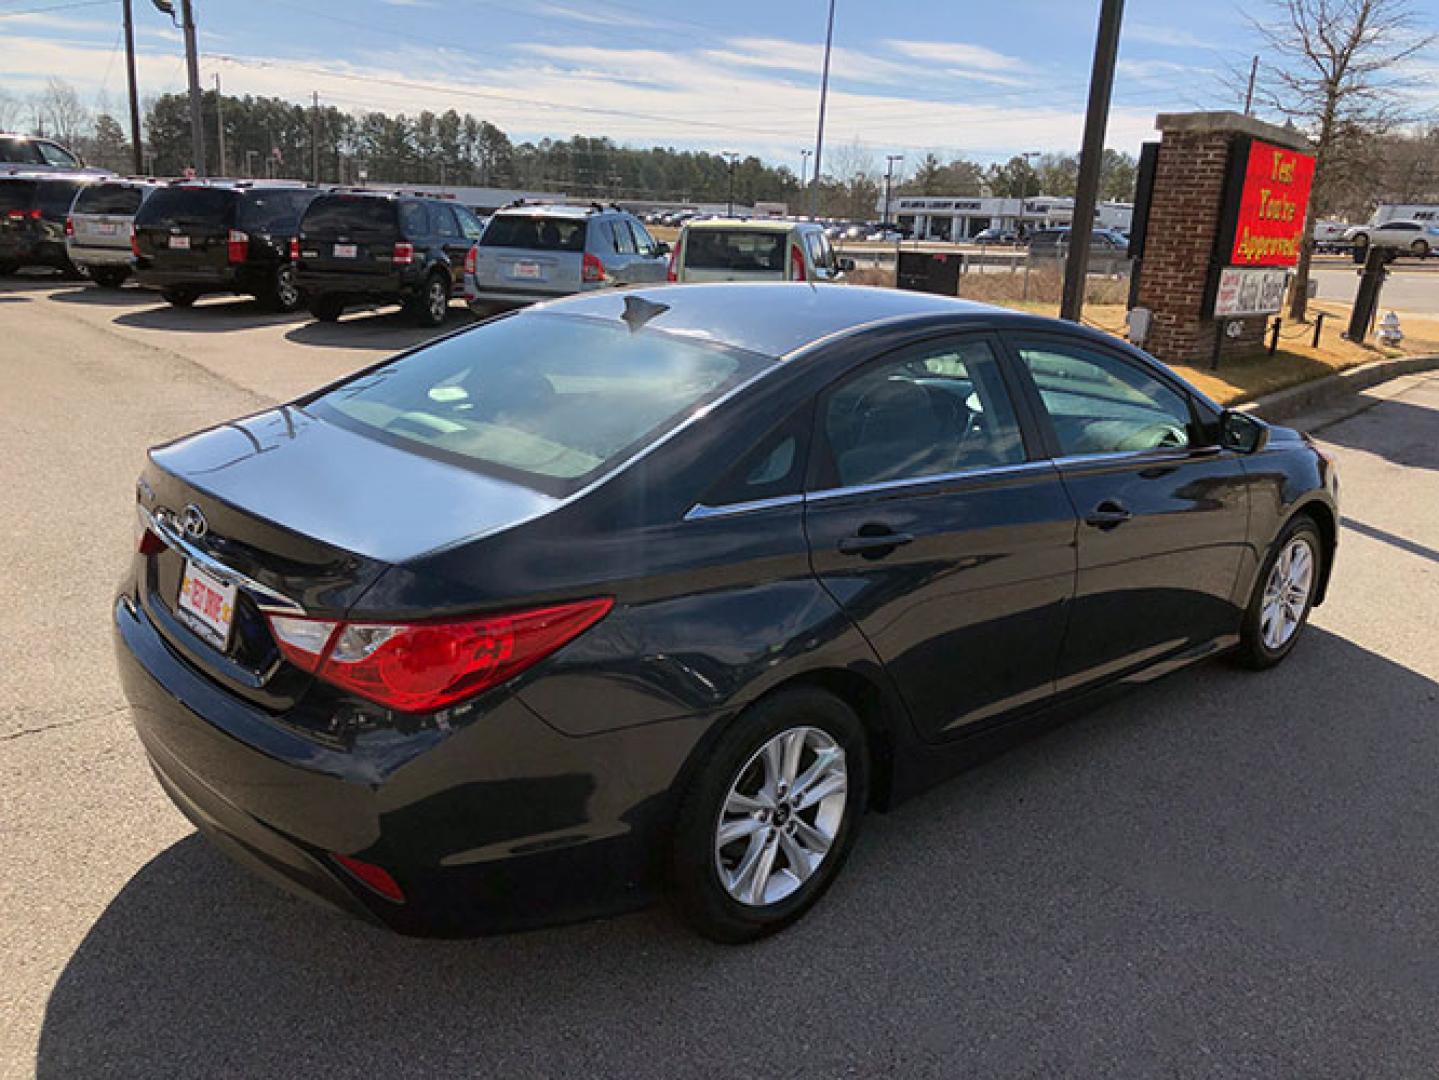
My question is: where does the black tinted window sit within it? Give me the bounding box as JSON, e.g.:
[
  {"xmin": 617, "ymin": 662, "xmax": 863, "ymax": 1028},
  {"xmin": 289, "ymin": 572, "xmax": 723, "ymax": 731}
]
[
  {"xmin": 137, "ymin": 187, "xmax": 235, "ymax": 228},
  {"xmin": 0, "ymin": 138, "xmax": 44, "ymax": 164},
  {"xmin": 481, "ymin": 214, "xmax": 587, "ymax": 251},
  {"xmin": 0, "ymin": 179, "xmax": 37, "ymax": 211},
  {"xmin": 822, "ymin": 338, "xmax": 1024, "ymax": 488},
  {"xmin": 238, "ymin": 189, "xmax": 314, "ymax": 233},
  {"xmin": 37, "ymin": 180, "xmax": 87, "ymax": 217},
  {"xmin": 301, "ymin": 195, "xmax": 396, "ymax": 235},
  {"xmin": 73, "ymin": 184, "xmax": 145, "ymax": 216}
]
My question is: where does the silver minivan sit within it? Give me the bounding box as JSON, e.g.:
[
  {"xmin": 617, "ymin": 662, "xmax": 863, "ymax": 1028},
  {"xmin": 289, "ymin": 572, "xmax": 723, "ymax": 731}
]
[
  {"xmin": 66, "ymin": 178, "xmax": 161, "ymax": 288},
  {"xmin": 464, "ymin": 204, "xmax": 669, "ymax": 308}
]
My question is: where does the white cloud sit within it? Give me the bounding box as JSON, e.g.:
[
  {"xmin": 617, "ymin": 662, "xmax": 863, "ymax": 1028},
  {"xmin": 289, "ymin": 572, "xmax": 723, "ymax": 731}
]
[
  {"xmin": 885, "ymin": 39, "xmax": 1028, "ymax": 72},
  {"xmin": 1123, "ymin": 22, "xmax": 1211, "ymax": 49},
  {"xmin": 529, "ymin": 2, "xmax": 652, "ymax": 29}
]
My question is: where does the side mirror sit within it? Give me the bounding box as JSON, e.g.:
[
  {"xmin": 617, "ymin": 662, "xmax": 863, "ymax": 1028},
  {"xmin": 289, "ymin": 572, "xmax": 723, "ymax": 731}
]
[
  {"xmin": 653, "ymin": 241, "xmax": 670, "ymax": 257},
  {"xmin": 837, "ymin": 257, "xmax": 856, "ymax": 272},
  {"xmin": 1220, "ymin": 409, "xmax": 1269, "ymax": 454}
]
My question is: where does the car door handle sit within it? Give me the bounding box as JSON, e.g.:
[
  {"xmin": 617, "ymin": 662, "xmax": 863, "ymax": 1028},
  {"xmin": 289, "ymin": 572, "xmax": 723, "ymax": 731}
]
[
  {"xmin": 1084, "ymin": 499, "xmax": 1133, "ymax": 530},
  {"xmin": 838, "ymin": 529, "xmax": 915, "ymax": 556}
]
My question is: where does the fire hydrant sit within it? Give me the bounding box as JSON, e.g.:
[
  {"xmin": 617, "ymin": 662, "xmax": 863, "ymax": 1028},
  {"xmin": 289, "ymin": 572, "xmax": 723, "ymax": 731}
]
[{"xmin": 1378, "ymin": 311, "xmax": 1404, "ymax": 347}]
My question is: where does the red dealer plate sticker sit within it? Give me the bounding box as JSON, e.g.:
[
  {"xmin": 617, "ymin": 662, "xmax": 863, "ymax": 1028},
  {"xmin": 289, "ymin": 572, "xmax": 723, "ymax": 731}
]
[{"xmin": 176, "ymin": 560, "xmax": 238, "ymax": 650}]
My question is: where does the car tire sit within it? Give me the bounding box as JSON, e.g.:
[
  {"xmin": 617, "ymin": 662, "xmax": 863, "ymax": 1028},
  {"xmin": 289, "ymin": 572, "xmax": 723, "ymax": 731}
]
[
  {"xmin": 0, "ymin": 261, "xmax": 19, "ymax": 276},
  {"xmin": 265, "ymin": 262, "xmax": 303, "ymax": 312},
  {"xmin": 670, "ymin": 687, "xmax": 868, "ymax": 943},
  {"xmin": 91, "ymin": 268, "xmax": 129, "ymax": 289},
  {"xmin": 1351, "ymin": 232, "xmax": 1369, "ymax": 250},
  {"xmin": 411, "ymin": 269, "xmax": 450, "ymax": 327},
  {"xmin": 308, "ymin": 295, "xmax": 345, "ymax": 322},
  {"xmin": 1234, "ymin": 515, "xmax": 1324, "ymax": 670},
  {"xmin": 59, "ymin": 258, "xmax": 87, "ymax": 281},
  {"xmin": 1412, "ymin": 239, "xmax": 1430, "ymax": 259},
  {"xmin": 162, "ymin": 288, "xmax": 198, "ymax": 308}
]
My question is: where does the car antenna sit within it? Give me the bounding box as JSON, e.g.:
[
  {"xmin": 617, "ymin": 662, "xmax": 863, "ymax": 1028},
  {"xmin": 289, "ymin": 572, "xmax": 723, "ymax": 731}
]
[{"xmin": 621, "ymin": 294, "xmax": 669, "ymax": 333}]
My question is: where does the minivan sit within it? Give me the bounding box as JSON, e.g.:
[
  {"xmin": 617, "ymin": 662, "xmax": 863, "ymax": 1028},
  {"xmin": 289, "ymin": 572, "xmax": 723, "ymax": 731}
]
[{"xmin": 66, "ymin": 178, "xmax": 162, "ymax": 288}]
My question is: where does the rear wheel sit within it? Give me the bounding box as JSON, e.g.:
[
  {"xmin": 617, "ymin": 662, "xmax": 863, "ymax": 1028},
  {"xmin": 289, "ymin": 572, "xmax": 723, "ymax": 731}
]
[
  {"xmin": 265, "ymin": 262, "xmax": 303, "ymax": 312},
  {"xmin": 1351, "ymin": 232, "xmax": 1370, "ymax": 251},
  {"xmin": 1234, "ymin": 516, "xmax": 1323, "ymax": 669},
  {"xmin": 670, "ymin": 687, "xmax": 868, "ymax": 943},
  {"xmin": 410, "ymin": 270, "xmax": 450, "ymax": 327},
  {"xmin": 1412, "ymin": 239, "xmax": 1430, "ymax": 259},
  {"xmin": 91, "ymin": 267, "xmax": 129, "ymax": 289},
  {"xmin": 162, "ymin": 288, "xmax": 198, "ymax": 308},
  {"xmin": 58, "ymin": 257, "xmax": 86, "ymax": 281},
  {"xmin": 0, "ymin": 261, "xmax": 18, "ymax": 276},
  {"xmin": 308, "ymin": 294, "xmax": 345, "ymax": 322}
]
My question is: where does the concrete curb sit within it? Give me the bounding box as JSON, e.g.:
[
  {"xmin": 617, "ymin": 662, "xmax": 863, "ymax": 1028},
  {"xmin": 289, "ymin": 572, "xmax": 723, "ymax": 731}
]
[{"xmin": 1238, "ymin": 354, "xmax": 1439, "ymax": 423}]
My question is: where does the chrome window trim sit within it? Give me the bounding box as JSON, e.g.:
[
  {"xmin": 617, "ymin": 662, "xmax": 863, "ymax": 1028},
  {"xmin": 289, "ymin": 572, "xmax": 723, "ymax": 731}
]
[
  {"xmin": 805, "ymin": 459, "xmax": 1053, "ymax": 504},
  {"xmin": 684, "ymin": 494, "xmax": 805, "ymax": 521},
  {"xmin": 1051, "ymin": 446, "xmax": 1220, "ymax": 469},
  {"xmin": 141, "ymin": 505, "xmax": 306, "ymax": 615}
]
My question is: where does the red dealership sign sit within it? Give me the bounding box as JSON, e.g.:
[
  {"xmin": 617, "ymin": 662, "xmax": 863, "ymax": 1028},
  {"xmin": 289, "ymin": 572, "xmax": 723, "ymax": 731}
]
[{"xmin": 1227, "ymin": 138, "xmax": 1315, "ymax": 267}]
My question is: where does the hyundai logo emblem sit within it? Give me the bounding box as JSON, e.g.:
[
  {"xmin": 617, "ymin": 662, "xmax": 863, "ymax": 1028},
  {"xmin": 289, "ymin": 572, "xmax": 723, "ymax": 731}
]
[{"xmin": 181, "ymin": 504, "xmax": 208, "ymax": 539}]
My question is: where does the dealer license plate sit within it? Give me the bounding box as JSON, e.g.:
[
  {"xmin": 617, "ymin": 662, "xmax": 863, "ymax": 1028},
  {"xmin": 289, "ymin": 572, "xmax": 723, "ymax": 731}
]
[
  {"xmin": 168, "ymin": 235, "xmax": 191, "ymax": 250},
  {"xmin": 512, "ymin": 261, "xmax": 541, "ymax": 280},
  {"xmin": 176, "ymin": 560, "xmax": 237, "ymax": 650},
  {"xmin": 333, "ymin": 243, "xmax": 357, "ymax": 258}
]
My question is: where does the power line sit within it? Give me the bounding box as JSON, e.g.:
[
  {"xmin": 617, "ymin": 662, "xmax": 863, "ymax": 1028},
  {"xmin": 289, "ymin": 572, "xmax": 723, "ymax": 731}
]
[{"xmin": 0, "ymin": 0, "xmax": 115, "ymax": 17}]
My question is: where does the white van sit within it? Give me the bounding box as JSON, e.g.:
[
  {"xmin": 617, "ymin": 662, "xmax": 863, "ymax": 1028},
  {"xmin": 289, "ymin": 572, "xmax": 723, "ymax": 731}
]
[{"xmin": 669, "ymin": 218, "xmax": 853, "ymax": 283}]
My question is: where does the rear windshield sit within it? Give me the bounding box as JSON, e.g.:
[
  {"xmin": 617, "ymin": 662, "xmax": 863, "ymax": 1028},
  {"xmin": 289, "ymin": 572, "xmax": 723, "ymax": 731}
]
[
  {"xmin": 309, "ymin": 313, "xmax": 768, "ymax": 495},
  {"xmin": 301, "ymin": 195, "xmax": 397, "ymax": 236},
  {"xmin": 0, "ymin": 137, "xmax": 45, "ymax": 165},
  {"xmin": 684, "ymin": 230, "xmax": 785, "ymax": 272},
  {"xmin": 37, "ymin": 179, "xmax": 88, "ymax": 217},
  {"xmin": 238, "ymin": 189, "xmax": 315, "ymax": 233},
  {"xmin": 73, "ymin": 183, "xmax": 145, "ymax": 216},
  {"xmin": 481, "ymin": 214, "xmax": 587, "ymax": 251},
  {"xmin": 136, "ymin": 187, "xmax": 235, "ymax": 228},
  {"xmin": 0, "ymin": 179, "xmax": 37, "ymax": 211}
]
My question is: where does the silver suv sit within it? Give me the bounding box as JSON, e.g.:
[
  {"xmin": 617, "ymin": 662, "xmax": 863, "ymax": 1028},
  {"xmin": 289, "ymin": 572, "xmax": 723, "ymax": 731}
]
[{"xmin": 464, "ymin": 203, "xmax": 670, "ymax": 308}]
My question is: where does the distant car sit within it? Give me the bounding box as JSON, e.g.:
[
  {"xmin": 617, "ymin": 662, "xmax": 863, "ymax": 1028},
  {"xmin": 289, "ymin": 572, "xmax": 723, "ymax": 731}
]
[
  {"xmin": 294, "ymin": 190, "xmax": 484, "ymax": 326},
  {"xmin": 866, "ymin": 227, "xmax": 904, "ymax": 242},
  {"xmin": 464, "ymin": 203, "xmax": 668, "ymax": 309},
  {"xmin": 1313, "ymin": 220, "xmax": 1351, "ymax": 253},
  {"xmin": 132, "ymin": 181, "xmax": 320, "ymax": 311},
  {"xmin": 671, "ymin": 218, "xmax": 854, "ymax": 283},
  {"xmin": 1343, "ymin": 220, "xmax": 1435, "ymax": 258},
  {"xmin": 66, "ymin": 178, "xmax": 162, "ymax": 288},
  {"xmin": 841, "ymin": 223, "xmax": 868, "ymax": 241},
  {"xmin": 972, "ymin": 227, "xmax": 1020, "ymax": 245},
  {"xmin": 0, "ymin": 133, "xmax": 85, "ymax": 171},
  {"xmin": 0, "ymin": 171, "xmax": 100, "ymax": 276}
]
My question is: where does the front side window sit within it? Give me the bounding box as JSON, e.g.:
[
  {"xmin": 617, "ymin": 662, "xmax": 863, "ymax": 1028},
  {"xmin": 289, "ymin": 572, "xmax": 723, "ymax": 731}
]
[
  {"xmin": 1015, "ymin": 340, "xmax": 1193, "ymax": 456},
  {"xmin": 610, "ymin": 219, "xmax": 636, "ymax": 254},
  {"xmin": 38, "ymin": 141, "xmax": 80, "ymax": 167},
  {"xmin": 310, "ymin": 313, "xmax": 769, "ymax": 495},
  {"xmin": 629, "ymin": 219, "xmax": 657, "ymax": 256},
  {"xmin": 456, "ymin": 206, "xmax": 485, "ymax": 241},
  {"xmin": 820, "ymin": 338, "xmax": 1024, "ymax": 489}
]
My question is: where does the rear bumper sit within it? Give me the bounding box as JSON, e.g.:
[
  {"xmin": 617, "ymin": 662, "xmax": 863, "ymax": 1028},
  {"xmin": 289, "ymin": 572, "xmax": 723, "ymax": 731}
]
[
  {"xmin": 113, "ymin": 592, "xmax": 706, "ymax": 936},
  {"xmin": 132, "ymin": 262, "xmax": 247, "ymax": 292},
  {"xmin": 296, "ymin": 267, "xmax": 421, "ymax": 298},
  {"xmin": 462, "ymin": 274, "xmax": 589, "ymax": 305},
  {"xmin": 66, "ymin": 240, "xmax": 133, "ymax": 267}
]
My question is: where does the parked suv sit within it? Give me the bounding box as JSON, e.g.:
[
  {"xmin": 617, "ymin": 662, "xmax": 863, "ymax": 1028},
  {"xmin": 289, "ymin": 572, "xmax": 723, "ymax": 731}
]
[
  {"xmin": 0, "ymin": 171, "xmax": 100, "ymax": 276},
  {"xmin": 131, "ymin": 181, "xmax": 320, "ymax": 310},
  {"xmin": 670, "ymin": 218, "xmax": 853, "ymax": 283},
  {"xmin": 294, "ymin": 191, "xmax": 484, "ymax": 326},
  {"xmin": 0, "ymin": 133, "xmax": 85, "ymax": 170},
  {"xmin": 66, "ymin": 178, "xmax": 162, "ymax": 288},
  {"xmin": 463, "ymin": 203, "xmax": 668, "ymax": 308}
]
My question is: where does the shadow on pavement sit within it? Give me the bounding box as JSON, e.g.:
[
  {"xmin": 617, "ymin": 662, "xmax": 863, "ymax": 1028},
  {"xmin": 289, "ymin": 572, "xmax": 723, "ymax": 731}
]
[
  {"xmin": 114, "ymin": 297, "xmax": 308, "ymax": 333},
  {"xmin": 48, "ymin": 285, "xmax": 161, "ymax": 308},
  {"xmin": 36, "ymin": 628, "xmax": 1439, "ymax": 1078},
  {"xmin": 283, "ymin": 304, "xmax": 475, "ymax": 351},
  {"xmin": 1343, "ymin": 516, "xmax": 1439, "ymax": 564},
  {"xmin": 1318, "ymin": 394, "xmax": 1439, "ymax": 472}
]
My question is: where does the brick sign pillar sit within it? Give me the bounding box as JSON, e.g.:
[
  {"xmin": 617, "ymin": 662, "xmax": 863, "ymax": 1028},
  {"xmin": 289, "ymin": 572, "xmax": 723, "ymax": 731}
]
[{"xmin": 1132, "ymin": 112, "xmax": 1315, "ymax": 366}]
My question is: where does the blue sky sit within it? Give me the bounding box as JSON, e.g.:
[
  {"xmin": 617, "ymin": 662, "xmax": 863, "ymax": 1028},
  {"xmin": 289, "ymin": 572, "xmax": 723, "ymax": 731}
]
[{"xmin": 3, "ymin": 0, "xmax": 1437, "ymax": 173}]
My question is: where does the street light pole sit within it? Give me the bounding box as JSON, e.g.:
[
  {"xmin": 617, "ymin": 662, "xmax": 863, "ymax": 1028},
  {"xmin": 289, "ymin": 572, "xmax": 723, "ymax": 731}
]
[
  {"xmin": 883, "ymin": 153, "xmax": 903, "ymax": 227},
  {"xmin": 799, "ymin": 148, "xmax": 813, "ymax": 200},
  {"xmin": 1060, "ymin": 0, "xmax": 1124, "ymax": 323},
  {"xmin": 809, "ymin": 0, "xmax": 836, "ymax": 220},
  {"xmin": 723, "ymin": 151, "xmax": 739, "ymax": 217}
]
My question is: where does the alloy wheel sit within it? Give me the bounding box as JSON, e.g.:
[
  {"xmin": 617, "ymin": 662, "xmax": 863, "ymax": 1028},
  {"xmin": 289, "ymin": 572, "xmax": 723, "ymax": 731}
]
[
  {"xmin": 276, "ymin": 265, "xmax": 300, "ymax": 309},
  {"xmin": 429, "ymin": 278, "xmax": 448, "ymax": 321},
  {"xmin": 714, "ymin": 726, "xmax": 847, "ymax": 908},
  {"xmin": 1260, "ymin": 536, "xmax": 1315, "ymax": 650}
]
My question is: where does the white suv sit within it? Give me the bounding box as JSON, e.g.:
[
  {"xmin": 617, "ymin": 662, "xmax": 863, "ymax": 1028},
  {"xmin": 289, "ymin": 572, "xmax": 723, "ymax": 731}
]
[{"xmin": 1343, "ymin": 219, "xmax": 1437, "ymax": 258}]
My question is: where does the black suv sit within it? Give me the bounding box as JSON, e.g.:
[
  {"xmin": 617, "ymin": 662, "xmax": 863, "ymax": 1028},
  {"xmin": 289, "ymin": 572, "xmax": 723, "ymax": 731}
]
[
  {"xmin": 130, "ymin": 181, "xmax": 320, "ymax": 310},
  {"xmin": 293, "ymin": 191, "xmax": 485, "ymax": 326},
  {"xmin": 0, "ymin": 172, "xmax": 99, "ymax": 276}
]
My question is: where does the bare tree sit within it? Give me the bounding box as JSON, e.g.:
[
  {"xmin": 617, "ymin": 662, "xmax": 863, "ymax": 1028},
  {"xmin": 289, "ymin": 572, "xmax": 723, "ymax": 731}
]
[
  {"xmin": 1249, "ymin": 0, "xmax": 1434, "ymax": 320},
  {"xmin": 37, "ymin": 78, "xmax": 90, "ymax": 148},
  {"xmin": 0, "ymin": 91, "xmax": 21, "ymax": 133}
]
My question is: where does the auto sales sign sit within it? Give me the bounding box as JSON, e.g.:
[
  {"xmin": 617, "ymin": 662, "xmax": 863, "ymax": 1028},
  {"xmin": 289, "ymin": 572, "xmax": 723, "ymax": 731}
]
[{"xmin": 1226, "ymin": 138, "xmax": 1316, "ymax": 268}]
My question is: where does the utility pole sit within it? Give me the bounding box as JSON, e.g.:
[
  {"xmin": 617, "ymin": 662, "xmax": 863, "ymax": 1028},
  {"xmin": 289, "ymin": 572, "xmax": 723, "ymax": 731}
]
[
  {"xmin": 179, "ymin": 0, "xmax": 205, "ymax": 175},
  {"xmin": 213, "ymin": 73, "xmax": 226, "ymax": 177},
  {"xmin": 1243, "ymin": 55, "xmax": 1259, "ymax": 115},
  {"xmin": 809, "ymin": 0, "xmax": 836, "ymax": 219},
  {"xmin": 723, "ymin": 151, "xmax": 739, "ymax": 217},
  {"xmin": 311, "ymin": 91, "xmax": 320, "ymax": 184},
  {"xmin": 1060, "ymin": 0, "xmax": 1124, "ymax": 323},
  {"xmin": 882, "ymin": 153, "xmax": 903, "ymax": 226},
  {"xmin": 122, "ymin": 0, "xmax": 143, "ymax": 174}
]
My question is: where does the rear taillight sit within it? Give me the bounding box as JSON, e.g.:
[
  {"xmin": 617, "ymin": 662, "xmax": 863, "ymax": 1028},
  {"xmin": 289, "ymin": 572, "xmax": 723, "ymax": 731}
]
[
  {"xmin": 226, "ymin": 229, "xmax": 248, "ymax": 264},
  {"xmin": 64, "ymin": 215, "xmax": 74, "ymax": 237},
  {"xmin": 130, "ymin": 232, "xmax": 141, "ymax": 257},
  {"xmin": 264, "ymin": 598, "xmax": 613, "ymax": 713},
  {"xmin": 790, "ymin": 244, "xmax": 806, "ymax": 281},
  {"xmin": 463, "ymin": 244, "xmax": 477, "ymax": 276},
  {"xmin": 6, "ymin": 208, "xmax": 41, "ymax": 221},
  {"xmin": 288, "ymin": 236, "xmax": 300, "ymax": 261},
  {"xmin": 582, "ymin": 252, "xmax": 605, "ymax": 283},
  {"xmin": 392, "ymin": 241, "xmax": 415, "ymax": 266},
  {"xmin": 666, "ymin": 236, "xmax": 681, "ymax": 282}
]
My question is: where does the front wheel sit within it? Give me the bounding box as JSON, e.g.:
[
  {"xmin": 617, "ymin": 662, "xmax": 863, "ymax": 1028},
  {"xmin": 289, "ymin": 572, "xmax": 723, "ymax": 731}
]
[
  {"xmin": 1234, "ymin": 516, "xmax": 1323, "ymax": 669},
  {"xmin": 1412, "ymin": 239, "xmax": 1430, "ymax": 259},
  {"xmin": 670, "ymin": 688, "xmax": 868, "ymax": 943},
  {"xmin": 161, "ymin": 288, "xmax": 198, "ymax": 308},
  {"xmin": 308, "ymin": 294, "xmax": 345, "ymax": 322},
  {"xmin": 410, "ymin": 270, "xmax": 450, "ymax": 327}
]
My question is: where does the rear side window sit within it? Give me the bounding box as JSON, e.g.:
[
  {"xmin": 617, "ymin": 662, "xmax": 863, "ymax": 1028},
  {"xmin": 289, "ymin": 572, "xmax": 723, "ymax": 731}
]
[
  {"xmin": 137, "ymin": 187, "xmax": 235, "ymax": 228},
  {"xmin": 0, "ymin": 180, "xmax": 37, "ymax": 211},
  {"xmin": 310, "ymin": 313, "xmax": 768, "ymax": 495},
  {"xmin": 0, "ymin": 137, "xmax": 44, "ymax": 165},
  {"xmin": 37, "ymin": 180, "xmax": 87, "ymax": 217},
  {"xmin": 428, "ymin": 203, "xmax": 461, "ymax": 238},
  {"xmin": 609, "ymin": 219, "xmax": 636, "ymax": 254},
  {"xmin": 301, "ymin": 195, "xmax": 396, "ymax": 235},
  {"xmin": 481, "ymin": 214, "xmax": 587, "ymax": 251},
  {"xmin": 73, "ymin": 184, "xmax": 145, "ymax": 216},
  {"xmin": 238, "ymin": 189, "xmax": 314, "ymax": 233},
  {"xmin": 399, "ymin": 201, "xmax": 427, "ymax": 237},
  {"xmin": 684, "ymin": 230, "xmax": 785, "ymax": 272}
]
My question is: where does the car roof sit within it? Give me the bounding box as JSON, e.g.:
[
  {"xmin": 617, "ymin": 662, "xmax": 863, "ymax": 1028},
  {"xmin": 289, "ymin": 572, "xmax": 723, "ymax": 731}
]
[
  {"xmin": 493, "ymin": 203, "xmax": 595, "ymax": 219},
  {"xmin": 530, "ymin": 283, "xmax": 1010, "ymax": 358},
  {"xmin": 684, "ymin": 218, "xmax": 806, "ymax": 233}
]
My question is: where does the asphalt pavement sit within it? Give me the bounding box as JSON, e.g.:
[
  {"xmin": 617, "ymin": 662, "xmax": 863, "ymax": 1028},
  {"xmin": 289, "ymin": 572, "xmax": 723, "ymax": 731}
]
[{"xmin": 3, "ymin": 276, "xmax": 1439, "ymax": 1079}]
